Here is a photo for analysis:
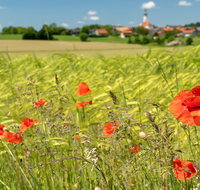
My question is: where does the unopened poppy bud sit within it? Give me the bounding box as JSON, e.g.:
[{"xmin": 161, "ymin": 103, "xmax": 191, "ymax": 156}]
[
  {"xmin": 95, "ymin": 188, "xmax": 101, "ymax": 190},
  {"xmin": 3, "ymin": 127, "xmax": 9, "ymax": 132},
  {"xmin": 59, "ymin": 106, "xmax": 63, "ymax": 110},
  {"xmin": 139, "ymin": 132, "xmax": 147, "ymax": 139}
]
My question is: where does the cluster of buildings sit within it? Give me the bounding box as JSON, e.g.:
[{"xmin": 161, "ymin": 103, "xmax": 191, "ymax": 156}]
[
  {"xmin": 117, "ymin": 9, "xmax": 199, "ymax": 38},
  {"xmin": 69, "ymin": 10, "xmax": 199, "ymax": 38}
]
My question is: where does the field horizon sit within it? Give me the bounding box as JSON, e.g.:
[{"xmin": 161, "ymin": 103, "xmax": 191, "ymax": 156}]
[{"xmin": 0, "ymin": 39, "xmax": 191, "ymax": 58}]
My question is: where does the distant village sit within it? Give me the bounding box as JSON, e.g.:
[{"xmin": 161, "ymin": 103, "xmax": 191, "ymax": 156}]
[
  {"xmin": 2, "ymin": 9, "xmax": 200, "ymax": 43},
  {"xmin": 68, "ymin": 9, "xmax": 200, "ymax": 38}
]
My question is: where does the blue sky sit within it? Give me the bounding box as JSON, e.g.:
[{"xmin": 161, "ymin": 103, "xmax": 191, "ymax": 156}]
[{"xmin": 0, "ymin": 0, "xmax": 199, "ymax": 31}]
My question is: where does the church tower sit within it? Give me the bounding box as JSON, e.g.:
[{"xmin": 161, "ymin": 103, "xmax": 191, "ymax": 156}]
[
  {"xmin": 140, "ymin": 9, "xmax": 153, "ymax": 30},
  {"xmin": 143, "ymin": 9, "xmax": 148, "ymax": 22}
]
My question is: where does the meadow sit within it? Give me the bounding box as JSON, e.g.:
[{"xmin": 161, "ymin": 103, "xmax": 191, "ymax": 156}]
[
  {"xmin": 0, "ymin": 44, "xmax": 200, "ymax": 190},
  {"xmin": 0, "ymin": 39, "xmax": 191, "ymax": 58}
]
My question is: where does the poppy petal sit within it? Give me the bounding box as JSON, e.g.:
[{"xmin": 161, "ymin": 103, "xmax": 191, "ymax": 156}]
[
  {"xmin": 170, "ymin": 96, "xmax": 196, "ymax": 126},
  {"xmin": 75, "ymin": 82, "xmax": 91, "ymax": 96},
  {"xmin": 192, "ymin": 85, "xmax": 200, "ymax": 97},
  {"xmin": 183, "ymin": 97, "xmax": 200, "ymax": 107},
  {"xmin": 178, "ymin": 90, "xmax": 193, "ymax": 102}
]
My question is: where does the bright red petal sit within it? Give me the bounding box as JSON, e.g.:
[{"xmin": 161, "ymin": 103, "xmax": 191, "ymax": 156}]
[
  {"xmin": 170, "ymin": 96, "xmax": 196, "ymax": 126},
  {"xmin": 178, "ymin": 90, "xmax": 193, "ymax": 102},
  {"xmin": 192, "ymin": 85, "xmax": 200, "ymax": 97},
  {"xmin": 75, "ymin": 82, "xmax": 91, "ymax": 96},
  {"xmin": 183, "ymin": 97, "xmax": 200, "ymax": 107}
]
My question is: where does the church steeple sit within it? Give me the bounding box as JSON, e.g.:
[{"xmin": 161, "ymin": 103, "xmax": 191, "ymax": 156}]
[{"xmin": 143, "ymin": 9, "xmax": 148, "ymax": 22}]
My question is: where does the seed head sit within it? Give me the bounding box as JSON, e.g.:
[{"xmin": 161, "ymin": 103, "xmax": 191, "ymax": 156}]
[{"xmin": 139, "ymin": 132, "xmax": 147, "ymax": 139}]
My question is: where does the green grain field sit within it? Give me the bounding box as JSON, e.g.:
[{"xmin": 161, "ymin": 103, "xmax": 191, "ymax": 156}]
[{"xmin": 0, "ymin": 45, "xmax": 200, "ymax": 189}]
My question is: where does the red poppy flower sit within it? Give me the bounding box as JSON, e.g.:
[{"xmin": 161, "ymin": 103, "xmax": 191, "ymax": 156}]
[
  {"xmin": 75, "ymin": 82, "xmax": 91, "ymax": 96},
  {"xmin": 75, "ymin": 100, "xmax": 92, "ymax": 109},
  {"xmin": 130, "ymin": 145, "xmax": 140, "ymax": 154},
  {"xmin": 173, "ymin": 158, "xmax": 197, "ymax": 181},
  {"xmin": 35, "ymin": 99, "xmax": 47, "ymax": 108},
  {"xmin": 76, "ymin": 136, "xmax": 80, "ymax": 140},
  {"xmin": 23, "ymin": 148, "xmax": 27, "ymax": 152},
  {"xmin": 20, "ymin": 118, "xmax": 39, "ymax": 133},
  {"xmin": 170, "ymin": 86, "xmax": 200, "ymax": 126},
  {"xmin": 0, "ymin": 125, "xmax": 6, "ymax": 140},
  {"xmin": 4, "ymin": 132, "xmax": 24, "ymax": 144},
  {"xmin": 103, "ymin": 121, "xmax": 119, "ymax": 137}
]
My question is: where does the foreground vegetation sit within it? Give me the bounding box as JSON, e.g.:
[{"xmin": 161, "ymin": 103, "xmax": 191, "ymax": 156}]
[{"xmin": 0, "ymin": 46, "xmax": 200, "ymax": 189}]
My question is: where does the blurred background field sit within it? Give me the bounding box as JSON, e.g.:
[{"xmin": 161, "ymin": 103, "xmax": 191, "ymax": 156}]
[{"xmin": 0, "ymin": 39, "xmax": 191, "ymax": 58}]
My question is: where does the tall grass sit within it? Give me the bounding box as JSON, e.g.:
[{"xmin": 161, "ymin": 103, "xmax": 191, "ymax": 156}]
[{"xmin": 0, "ymin": 46, "xmax": 200, "ymax": 189}]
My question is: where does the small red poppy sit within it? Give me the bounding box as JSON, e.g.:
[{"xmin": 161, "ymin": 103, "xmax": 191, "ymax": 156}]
[
  {"xmin": 130, "ymin": 145, "xmax": 140, "ymax": 154},
  {"xmin": 20, "ymin": 118, "xmax": 39, "ymax": 133},
  {"xmin": 75, "ymin": 100, "xmax": 92, "ymax": 109},
  {"xmin": 35, "ymin": 99, "xmax": 47, "ymax": 108},
  {"xmin": 23, "ymin": 148, "xmax": 27, "ymax": 152},
  {"xmin": 58, "ymin": 106, "xmax": 63, "ymax": 110},
  {"xmin": 173, "ymin": 158, "xmax": 197, "ymax": 181},
  {"xmin": 4, "ymin": 132, "xmax": 24, "ymax": 144},
  {"xmin": 76, "ymin": 136, "xmax": 80, "ymax": 140},
  {"xmin": 103, "ymin": 121, "xmax": 119, "ymax": 137},
  {"xmin": 75, "ymin": 82, "xmax": 91, "ymax": 96},
  {"xmin": 170, "ymin": 86, "xmax": 200, "ymax": 126}
]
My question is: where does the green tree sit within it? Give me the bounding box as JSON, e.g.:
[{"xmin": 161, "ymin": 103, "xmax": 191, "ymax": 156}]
[
  {"xmin": 135, "ymin": 26, "xmax": 149, "ymax": 35},
  {"xmin": 186, "ymin": 37, "xmax": 193, "ymax": 45},
  {"xmin": 79, "ymin": 32, "xmax": 88, "ymax": 41},
  {"xmin": 167, "ymin": 36, "xmax": 175, "ymax": 43},
  {"xmin": 165, "ymin": 31, "xmax": 173, "ymax": 39},
  {"xmin": 81, "ymin": 25, "xmax": 89, "ymax": 34},
  {"xmin": 141, "ymin": 35, "xmax": 150, "ymax": 44},
  {"xmin": 61, "ymin": 30, "xmax": 70, "ymax": 35},
  {"xmin": 36, "ymin": 25, "xmax": 53, "ymax": 40},
  {"xmin": 127, "ymin": 35, "xmax": 132, "ymax": 43},
  {"xmin": 2, "ymin": 27, "xmax": 9, "ymax": 34},
  {"xmin": 17, "ymin": 27, "xmax": 27, "ymax": 34},
  {"xmin": 10, "ymin": 27, "xmax": 18, "ymax": 34}
]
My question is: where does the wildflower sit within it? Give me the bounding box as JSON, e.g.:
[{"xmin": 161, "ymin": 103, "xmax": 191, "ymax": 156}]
[
  {"xmin": 173, "ymin": 158, "xmax": 197, "ymax": 181},
  {"xmin": 23, "ymin": 148, "xmax": 27, "ymax": 152},
  {"xmin": 58, "ymin": 106, "xmax": 63, "ymax": 110},
  {"xmin": 35, "ymin": 99, "xmax": 47, "ymax": 108},
  {"xmin": 103, "ymin": 121, "xmax": 119, "ymax": 137},
  {"xmin": 139, "ymin": 132, "xmax": 147, "ymax": 139},
  {"xmin": 20, "ymin": 117, "xmax": 39, "ymax": 133},
  {"xmin": 130, "ymin": 145, "xmax": 140, "ymax": 154},
  {"xmin": 75, "ymin": 82, "xmax": 91, "ymax": 96},
  {"xmin": 76, "ymin": 136, "xmax": 80, "ymax": 140},
  {"xmin": 4, "ymin": 132, "xmax": 24, "ymax": 144},
  {"xmin": 170, "ymin": 86, "xmax": 200, "ymax": 126},
  {"xmin": 0, "ymin": 125, "xmax": 6, "ymax": 139},
  {"xmin": 64, "ymin": 123, "xmax": 69, "ymax": 127},
  {"xmin": 75, "ymin": 100, "xmax": 92, "ymax": 109}
]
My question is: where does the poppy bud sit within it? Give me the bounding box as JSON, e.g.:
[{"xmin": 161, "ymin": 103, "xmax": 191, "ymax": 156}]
[
  {"xmin": 95, "ymin": 188, "xmax": 101, "ymax": 190},
  {"xmin": 59, "ymin": 106, "xmax": 63, "ymax": 110},
  {"xmin": 3, "ymin": 127, "xmax": 9, "ymax": 132},
  {"xmin": 139, "ymin": 132, "xmax": 147, "ymax": 139}
]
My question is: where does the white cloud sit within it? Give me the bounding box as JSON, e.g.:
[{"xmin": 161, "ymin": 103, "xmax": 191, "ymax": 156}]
[
  {"xmin": 0, "ymin": 7, "xmax": 6, "ymax": 9},
  {"xmin": 0, "ymin": 25, "xmax": 2, "ymax": 29},
  {"xmin": 83, "ymin": 16, "xmax": 88, "ymax": 20},
  {"xmin": 178, "ymin": 1, "xmax": 192, "ymax": 6},
  {"xmin": 88, "ymin": 10, "xmax": 97, "ymax": 15},
  {"xmin": 141, "ymin": 1, "xmax": 156, "ymax": 9},
  {"xmin": 129, "ymin": 21, "xmax": 135, "ymax": 24},
  {"xmin": 77, "ymin": 21, "xmax": 84, "ymax": 24},
  {"xmin": 62, "ymin": 23, "xmax": 69, "ymax": 27},
  {"xmin": 89, "ymin": 16, "xmax": 99, "ymax": 20},
  {"xmin": 116, "ymin": 24, "xmax": 121, "ymax": 26}
]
